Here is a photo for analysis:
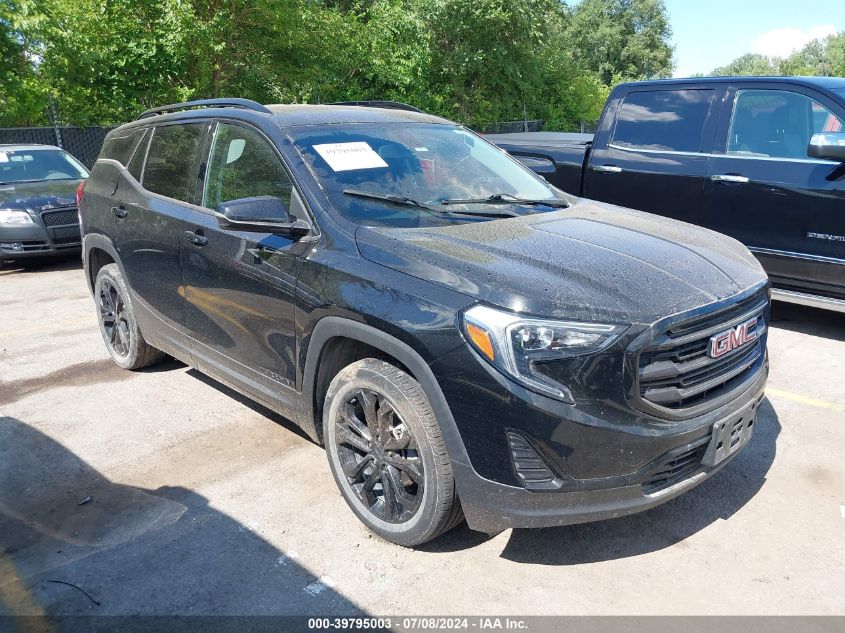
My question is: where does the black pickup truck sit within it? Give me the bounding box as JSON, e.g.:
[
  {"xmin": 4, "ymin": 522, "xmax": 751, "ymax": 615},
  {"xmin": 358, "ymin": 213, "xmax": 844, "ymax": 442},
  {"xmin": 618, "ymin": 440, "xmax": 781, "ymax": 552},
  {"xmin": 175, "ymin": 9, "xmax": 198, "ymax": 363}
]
[{"xmin": 489, "ymin": 77, "xmax": 845, "ymax": 312}]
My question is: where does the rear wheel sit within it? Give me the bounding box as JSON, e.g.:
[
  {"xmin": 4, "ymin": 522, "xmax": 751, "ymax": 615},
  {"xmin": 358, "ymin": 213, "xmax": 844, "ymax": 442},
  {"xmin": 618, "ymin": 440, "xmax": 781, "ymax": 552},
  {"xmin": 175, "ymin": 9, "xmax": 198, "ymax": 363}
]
[
  {"xmin": 94, "ymin": 263, "xmax": 165, "ymax": 370},
  {"xmin": 323, "ymin": 358, "xmax": 463, "ymax": 546}
]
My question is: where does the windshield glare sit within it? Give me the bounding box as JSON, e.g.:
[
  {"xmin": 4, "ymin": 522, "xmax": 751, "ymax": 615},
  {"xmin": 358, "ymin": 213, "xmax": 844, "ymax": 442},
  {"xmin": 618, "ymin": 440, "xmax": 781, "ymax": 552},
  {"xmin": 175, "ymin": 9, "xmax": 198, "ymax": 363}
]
[
  {"xmin": 291, "ymin": 123, "xmax": 563, "ymax": 227},
  {"xmin": 0, "ymin": 148, "xmax": 88, "ymax": 184}
]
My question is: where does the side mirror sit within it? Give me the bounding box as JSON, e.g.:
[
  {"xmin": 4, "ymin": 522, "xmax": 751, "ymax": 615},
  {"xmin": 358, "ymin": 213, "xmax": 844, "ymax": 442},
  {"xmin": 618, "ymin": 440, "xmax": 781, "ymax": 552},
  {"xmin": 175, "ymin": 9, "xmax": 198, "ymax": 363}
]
[
  {"xmin": 215, "ymin": 196, "xmax": 309, "ymax": 236},
  {"xmin": 807, "ymin": 132, "xmax": 845, "ymax": 163}
]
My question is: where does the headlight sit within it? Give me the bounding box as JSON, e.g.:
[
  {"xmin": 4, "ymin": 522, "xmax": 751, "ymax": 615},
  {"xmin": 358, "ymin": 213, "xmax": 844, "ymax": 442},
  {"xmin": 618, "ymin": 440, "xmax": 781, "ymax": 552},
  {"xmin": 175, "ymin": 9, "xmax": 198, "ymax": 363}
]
[
  {"xmin": 0, "ymin": 209, "xmax": 34, "ymax": 225},
  {"xmin": 462, "ymin": 304, "xmax": 627, "ymax": 402}
]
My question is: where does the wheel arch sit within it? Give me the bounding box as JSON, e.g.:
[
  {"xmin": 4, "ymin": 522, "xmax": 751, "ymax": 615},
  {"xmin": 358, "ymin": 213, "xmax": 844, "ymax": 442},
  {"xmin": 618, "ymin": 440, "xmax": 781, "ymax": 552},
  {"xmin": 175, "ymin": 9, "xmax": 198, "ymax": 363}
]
[
  {"xmin": 82, "ymin": 233, "xmax": 123, "ymax": 295},
  {"xmin": 301, "ymin": 317, "xmax": 470, "ymax": 467}
]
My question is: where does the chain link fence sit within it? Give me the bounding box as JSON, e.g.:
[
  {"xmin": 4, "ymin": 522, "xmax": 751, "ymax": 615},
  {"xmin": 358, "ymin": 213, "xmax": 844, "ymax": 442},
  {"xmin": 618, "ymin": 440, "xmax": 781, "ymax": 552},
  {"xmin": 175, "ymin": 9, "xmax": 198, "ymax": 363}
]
[
  {"xmin": 0, "ymin": 126, "xmax": 114, "ymax": 168},
  {"xmin": 483, "ymin": 120, "xmax": 544, "ymax": 134}
]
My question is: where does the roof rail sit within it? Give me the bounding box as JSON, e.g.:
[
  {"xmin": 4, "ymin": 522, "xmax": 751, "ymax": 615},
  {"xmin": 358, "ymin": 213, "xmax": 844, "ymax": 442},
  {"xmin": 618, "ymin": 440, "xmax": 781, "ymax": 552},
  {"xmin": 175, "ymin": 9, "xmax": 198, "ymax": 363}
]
[
  {"xmin": 329, "ymin": 100, "xmax": 423, "ymax": 113},
  {"xmin": 139, "ymin": 98, "xmax": 273, "ymax": 119}
]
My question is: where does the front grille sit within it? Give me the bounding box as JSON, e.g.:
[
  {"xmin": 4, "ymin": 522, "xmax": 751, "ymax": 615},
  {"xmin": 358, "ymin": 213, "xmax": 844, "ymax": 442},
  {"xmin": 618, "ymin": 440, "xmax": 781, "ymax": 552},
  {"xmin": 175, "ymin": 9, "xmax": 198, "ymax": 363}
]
[
  {"xmin": 52, "ymin": 233, "xmax": 81, "ymax": 246},
  {"xmin": 642, "ymin": 437, "xmax": 708, "ymax": 494},
  {"xmin": 634, "ymin": 289, "xmax": 768, "ymax": 415},
  {"xmin": 41, "ymin": 208, "xmax": 79, "ymax": 227}
]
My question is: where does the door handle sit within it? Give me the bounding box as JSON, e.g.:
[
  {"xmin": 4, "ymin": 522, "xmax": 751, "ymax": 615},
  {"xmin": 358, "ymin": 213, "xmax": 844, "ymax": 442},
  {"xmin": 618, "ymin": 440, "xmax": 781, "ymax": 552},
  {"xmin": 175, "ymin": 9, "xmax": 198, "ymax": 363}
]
[
  {"xmin": 594, "ymin": 165, "xmax": 622, "ymax": 174},
  {"xmin": 711, "ymin": 174, "xmax": 749, "ymax": 184},
  {"xmin": 111, "ymin": 205, "xmax": 128, "ymax": 219},
  {"xmin": 184, "ymin": 230, "xmax": 208, "ymax": 247}
]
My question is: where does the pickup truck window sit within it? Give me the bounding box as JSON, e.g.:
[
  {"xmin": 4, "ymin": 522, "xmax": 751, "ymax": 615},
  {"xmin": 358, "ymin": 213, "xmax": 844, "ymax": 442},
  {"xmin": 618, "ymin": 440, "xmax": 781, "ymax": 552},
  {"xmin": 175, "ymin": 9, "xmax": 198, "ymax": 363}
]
[
  {"xmin": 611, "ymin": 89, "xmax": 714, "ymax": 153},
  {"xmin": 727, "ymin": 89, "xmax": 844, "ymax": 160}
]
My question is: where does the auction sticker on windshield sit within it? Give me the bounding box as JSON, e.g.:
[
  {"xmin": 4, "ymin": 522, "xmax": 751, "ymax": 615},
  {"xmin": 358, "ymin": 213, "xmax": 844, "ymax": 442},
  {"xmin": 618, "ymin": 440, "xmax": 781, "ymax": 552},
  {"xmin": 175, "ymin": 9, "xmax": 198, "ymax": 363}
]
[{"xmin": 313, "ymin": 142, "xmax": 388, "ymax": 172}]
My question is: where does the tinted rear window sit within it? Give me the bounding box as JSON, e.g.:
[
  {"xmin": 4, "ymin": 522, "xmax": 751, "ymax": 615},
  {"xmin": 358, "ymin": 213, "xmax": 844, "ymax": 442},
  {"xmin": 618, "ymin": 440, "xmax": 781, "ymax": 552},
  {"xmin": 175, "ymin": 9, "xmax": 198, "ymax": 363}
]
[
  {"xmin": 612, "ymin": 89, "xmax": 715, "ymax": 152},
  {"xmin": 142, "ymin": 124, "xmax": 205, "ymax": 203},
  {"xmin": 100, "ymin": 127, "xmax": 147, "ymax": 166}
]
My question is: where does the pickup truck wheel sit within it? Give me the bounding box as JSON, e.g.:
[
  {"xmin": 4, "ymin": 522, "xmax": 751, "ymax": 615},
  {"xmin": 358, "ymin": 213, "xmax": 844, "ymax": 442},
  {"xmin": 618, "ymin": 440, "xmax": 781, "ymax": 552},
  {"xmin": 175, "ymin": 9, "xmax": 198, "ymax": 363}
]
[
  {"xmin": 94, "ymin": 263, "xmax": 164, "ymax": 370},
  {"xmin": 323, "ymin": 358, "xmax": 463, "ymax": 547}
]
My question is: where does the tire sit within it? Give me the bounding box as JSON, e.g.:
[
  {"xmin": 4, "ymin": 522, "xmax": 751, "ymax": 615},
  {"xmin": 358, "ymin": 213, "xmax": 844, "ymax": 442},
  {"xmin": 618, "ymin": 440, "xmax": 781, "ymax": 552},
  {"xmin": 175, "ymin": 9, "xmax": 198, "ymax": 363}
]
[
  {"xmin": 94, "ymin": 263, "xmax": 165, "ymax": 370},
  {"xmin": 323, "ymin": 358, "xmax": 463, "ymax": 546}
]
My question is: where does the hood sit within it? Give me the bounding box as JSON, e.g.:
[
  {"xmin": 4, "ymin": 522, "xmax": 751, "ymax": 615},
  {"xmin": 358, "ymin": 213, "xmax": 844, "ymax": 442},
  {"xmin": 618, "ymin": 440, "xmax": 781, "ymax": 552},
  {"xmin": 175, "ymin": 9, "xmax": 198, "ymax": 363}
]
[
  {"xmin": 355, "ymin": 199, "xmax": 768, "ymax": 324},
  {"xmin": 0, "ymin": 179, "xmax": 82, "ymax": 211}
]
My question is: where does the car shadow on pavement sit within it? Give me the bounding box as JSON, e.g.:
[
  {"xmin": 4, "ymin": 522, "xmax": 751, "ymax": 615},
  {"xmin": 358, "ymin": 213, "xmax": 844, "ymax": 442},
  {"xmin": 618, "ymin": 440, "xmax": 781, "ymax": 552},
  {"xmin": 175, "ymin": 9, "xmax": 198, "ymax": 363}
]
[
  {"xmin": 0, "ymin": 256, "xmax": 82, "ymax": 276},
  {"xmin": 0, "ymin": 417, "xmax": 363, "ymax": 621},
  {"xmin": 495, "ymin": 398, "xmax": 781, "ymax": 565},
  {"xmin": 185, "ymin": 369, "xmax": 313, "ymax": 442},
  {"xmin": 770, "ymin": 301, "xmax": 845, "ymax": 342}
]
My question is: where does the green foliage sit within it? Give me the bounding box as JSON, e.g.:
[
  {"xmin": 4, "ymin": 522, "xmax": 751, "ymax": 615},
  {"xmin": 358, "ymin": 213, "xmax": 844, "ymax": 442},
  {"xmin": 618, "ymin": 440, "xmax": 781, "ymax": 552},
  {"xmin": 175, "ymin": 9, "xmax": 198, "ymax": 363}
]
[
  {"xmin": 709, "ymin": 53, "xmax": 781, "ymax": 77},
  {"xmin": 0, "ymin": 0, "xmax": 50, "ymax": 125},
  {"xmin": 709, "ymin": 32, "xmax": 845, "ymax": 78},
  {"xmin": 564, "ymin": 0, "xmax": 674, "ymax": 85},
  {"xmin": 2, "ymin": 0, "xmax": 673, "ymax": 130}
]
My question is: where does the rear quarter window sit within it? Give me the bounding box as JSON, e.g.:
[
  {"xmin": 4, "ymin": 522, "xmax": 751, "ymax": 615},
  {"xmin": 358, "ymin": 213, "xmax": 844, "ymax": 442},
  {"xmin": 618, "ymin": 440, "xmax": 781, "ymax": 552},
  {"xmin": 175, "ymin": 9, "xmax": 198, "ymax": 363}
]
[
  {"xmin": 99, "ymin": 127, "xmax": 147, "ymax": 166},
  {"xmin": 142, "ymin": 123, "xmax": 205, "ymax": 203},
  {"xmin": 612, "ymin": 89, "xmax": 715, "ymax": 153}
]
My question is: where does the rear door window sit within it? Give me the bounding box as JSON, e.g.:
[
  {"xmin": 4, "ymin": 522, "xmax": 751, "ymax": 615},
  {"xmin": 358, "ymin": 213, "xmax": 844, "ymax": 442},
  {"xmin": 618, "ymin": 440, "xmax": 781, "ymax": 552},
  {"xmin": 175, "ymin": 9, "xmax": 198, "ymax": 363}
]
[
  {"xmin": 142, "ymin": 123, "xmax": 205, "ymax": 203},
  {"xmin": 612, "ymin": 89, "xmax": 715, "ymax": 153},
  {"xmin": 727, "ymin": 89, "xmax": 844, "ymax": 159}
]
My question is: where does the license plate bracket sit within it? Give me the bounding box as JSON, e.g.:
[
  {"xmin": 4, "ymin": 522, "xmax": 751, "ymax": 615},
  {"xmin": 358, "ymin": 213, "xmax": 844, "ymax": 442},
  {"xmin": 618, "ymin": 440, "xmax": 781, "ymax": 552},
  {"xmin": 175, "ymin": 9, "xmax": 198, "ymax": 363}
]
[{"xmin": 702, "ymin": 411, "xmax": 755, "ymax": 467}]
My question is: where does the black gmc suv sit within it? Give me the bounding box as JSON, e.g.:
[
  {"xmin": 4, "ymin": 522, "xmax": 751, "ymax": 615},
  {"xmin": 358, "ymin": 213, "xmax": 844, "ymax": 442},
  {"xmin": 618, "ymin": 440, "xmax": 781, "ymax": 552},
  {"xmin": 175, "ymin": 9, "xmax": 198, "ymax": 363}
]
[
  {"xmin": 79, "ymin": 99, "xmax": 770, "ymax": 546},
  {"xmin": 0, "ymin": 144, "xmax": 89, "ymax": 265},
  {"xmin": 489, "ymin": 76, "xmax": 845, "ymax": 313}
]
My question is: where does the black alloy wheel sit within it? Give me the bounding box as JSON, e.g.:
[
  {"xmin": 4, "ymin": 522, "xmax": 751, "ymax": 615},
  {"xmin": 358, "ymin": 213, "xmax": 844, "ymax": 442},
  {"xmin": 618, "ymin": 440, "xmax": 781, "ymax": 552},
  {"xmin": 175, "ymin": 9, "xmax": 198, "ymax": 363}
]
[
  {"xmin": 334, "ymin": 388, "xmax": 424, "ymax": 523},
  {"xmin": 99, "ymin": 278, "xmax": 131, "ymax": 357}
]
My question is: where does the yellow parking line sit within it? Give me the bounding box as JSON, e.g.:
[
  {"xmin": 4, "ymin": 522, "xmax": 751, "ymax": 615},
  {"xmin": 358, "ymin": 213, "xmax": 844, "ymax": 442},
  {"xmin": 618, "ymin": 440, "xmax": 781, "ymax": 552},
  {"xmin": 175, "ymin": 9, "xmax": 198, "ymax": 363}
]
[
  {"xmin": 767, "ymin": 387, "xmax": 845, "ymax": 413},
  {"xmin": 0, "ymin": 317, "xmax": 95, "ymax": 339},
  {"xmin": 0, "ymin": 551, "xmax": 50, "ymax": 631}
]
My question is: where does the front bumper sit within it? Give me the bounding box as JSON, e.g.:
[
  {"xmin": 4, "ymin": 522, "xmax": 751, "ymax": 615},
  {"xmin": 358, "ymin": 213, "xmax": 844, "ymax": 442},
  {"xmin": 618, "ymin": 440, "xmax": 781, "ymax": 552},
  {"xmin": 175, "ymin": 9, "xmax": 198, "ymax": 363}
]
[
  {"xmin": 430, "ymin": 343, "xmax": 768, "ymax": 535},
  {"xmin": 0, "ymin": 219, "xmax": 81, "ymax": 259}
]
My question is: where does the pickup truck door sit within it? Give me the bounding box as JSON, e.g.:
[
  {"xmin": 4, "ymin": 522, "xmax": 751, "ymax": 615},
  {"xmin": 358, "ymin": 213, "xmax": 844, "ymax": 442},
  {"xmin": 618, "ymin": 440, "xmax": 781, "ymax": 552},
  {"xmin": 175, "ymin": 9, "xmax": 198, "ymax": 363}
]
[
  {"xmin": 703, "ymin": 84, "xmax": 845, "ymax": 300},
  {"xmin": 583, "ymin": 86, "xmax": 722, "ymax": 226}
]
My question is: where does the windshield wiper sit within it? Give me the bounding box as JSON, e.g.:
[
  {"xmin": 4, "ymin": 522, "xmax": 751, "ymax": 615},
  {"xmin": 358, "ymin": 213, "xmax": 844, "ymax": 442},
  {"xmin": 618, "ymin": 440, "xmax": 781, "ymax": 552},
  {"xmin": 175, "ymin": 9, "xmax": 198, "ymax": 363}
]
[
  {"xmin": 343, "ymin": 189, "xmax": 434, "ymax": 210},
  {"xmin": 343, "ymin": 188, "xmax": 518, "ymax": 218},
  {"xmin": 440, "ymin": 193, "xmax": 568, "ymax": 208}
]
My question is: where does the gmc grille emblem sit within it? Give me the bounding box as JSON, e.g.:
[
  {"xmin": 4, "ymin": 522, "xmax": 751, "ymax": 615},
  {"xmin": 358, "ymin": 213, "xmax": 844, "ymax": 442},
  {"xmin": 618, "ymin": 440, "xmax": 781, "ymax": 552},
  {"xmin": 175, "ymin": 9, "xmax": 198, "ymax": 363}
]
[{"xmin": 708, "ymin": 317, "xmax": 760, "ymax": 359}]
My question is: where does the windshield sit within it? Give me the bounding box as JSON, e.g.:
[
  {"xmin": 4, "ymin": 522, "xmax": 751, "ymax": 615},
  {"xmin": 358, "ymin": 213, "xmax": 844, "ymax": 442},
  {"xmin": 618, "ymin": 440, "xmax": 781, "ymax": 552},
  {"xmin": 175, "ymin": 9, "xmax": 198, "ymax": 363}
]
[
  {"xmin": 0, "ymin": 148, "xmax": 88, "ymax": 184},
  {"xmin": 291, "ymin": 123, "xmax": 565, "ymax": 228}
]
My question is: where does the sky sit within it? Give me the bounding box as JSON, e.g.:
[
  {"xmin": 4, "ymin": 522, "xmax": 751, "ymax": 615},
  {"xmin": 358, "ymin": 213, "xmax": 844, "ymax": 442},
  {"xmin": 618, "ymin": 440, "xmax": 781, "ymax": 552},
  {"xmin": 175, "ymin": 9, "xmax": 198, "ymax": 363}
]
[{"xmin": 663, "ymin": 0, "xmax": 845, "ymax": 77}]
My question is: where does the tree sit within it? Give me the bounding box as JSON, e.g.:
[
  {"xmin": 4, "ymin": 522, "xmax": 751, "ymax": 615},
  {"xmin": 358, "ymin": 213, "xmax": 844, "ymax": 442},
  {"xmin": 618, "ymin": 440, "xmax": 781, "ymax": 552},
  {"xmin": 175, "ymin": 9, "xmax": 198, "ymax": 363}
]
[
  {"xmin": 708, "ymin": 31, "xmax": 845, "ymax": 78},
  {"xmin": 36, "ymin": 0, "xmax": 193, "ymax": 125},
  {"xmin": 564, "ymin": 0, "xmax": 673, "ymax": 85},
  {"xmin": 709, "ymin": 53, "xmax": 780, "ymax": 77},
  {"xmin": 0, "ymin": 0, "xmax": 653, "ymax": 130},
  {"xmin": 0, "ymin": 0, "xmax": 50, "ymax": 125}
]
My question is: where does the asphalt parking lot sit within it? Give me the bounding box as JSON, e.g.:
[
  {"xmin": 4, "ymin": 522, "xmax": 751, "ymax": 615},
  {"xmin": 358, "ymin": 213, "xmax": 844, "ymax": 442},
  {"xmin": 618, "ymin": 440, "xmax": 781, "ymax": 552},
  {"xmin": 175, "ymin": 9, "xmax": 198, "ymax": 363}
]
[{"xmin": 1, "ymin": 257, "xmax": 844, "ymax": 617}]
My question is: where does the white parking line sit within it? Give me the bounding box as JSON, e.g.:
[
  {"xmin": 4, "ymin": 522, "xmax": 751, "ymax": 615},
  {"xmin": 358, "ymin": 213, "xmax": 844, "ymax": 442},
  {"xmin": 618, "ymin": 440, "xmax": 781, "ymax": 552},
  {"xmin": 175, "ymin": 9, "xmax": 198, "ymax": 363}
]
[
  {"xmin": 275, "ymin": 550, "xmax": 299, "ymax": 567},
  {"xmin": 304, "ymin": 576, "xmax": 336, "ymax": 597}
]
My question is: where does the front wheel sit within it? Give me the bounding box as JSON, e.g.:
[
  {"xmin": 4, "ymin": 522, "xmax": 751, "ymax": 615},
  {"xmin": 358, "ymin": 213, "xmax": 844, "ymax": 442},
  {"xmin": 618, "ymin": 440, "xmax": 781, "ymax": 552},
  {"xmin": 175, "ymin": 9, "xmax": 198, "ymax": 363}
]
[{"xmin": 323, "ymin": 359, "xmax": 463, "ymax": 546}]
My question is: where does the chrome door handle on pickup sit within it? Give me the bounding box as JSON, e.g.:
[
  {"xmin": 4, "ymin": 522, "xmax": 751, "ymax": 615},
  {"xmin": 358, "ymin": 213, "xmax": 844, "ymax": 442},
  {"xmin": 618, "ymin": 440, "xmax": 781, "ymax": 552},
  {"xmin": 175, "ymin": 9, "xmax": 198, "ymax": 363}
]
[
  {"xmin": 184, "ymin": 230, "xmax": 208, "ymax": 247},
  {"xmin": 594, "ymin": 165, "xmax": 622, "ymax": 174},
  {"xmin": 711, "ymin": 174, "xmax": 749, "ymax": 184}
]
